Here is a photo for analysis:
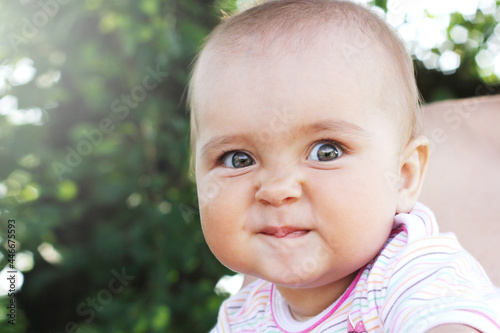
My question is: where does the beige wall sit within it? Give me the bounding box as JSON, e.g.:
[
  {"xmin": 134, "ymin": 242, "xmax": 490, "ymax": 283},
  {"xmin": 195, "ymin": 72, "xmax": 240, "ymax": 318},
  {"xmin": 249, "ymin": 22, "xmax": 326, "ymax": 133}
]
[{"xmin": 420, "ymin": 94, "xmax": 500, "ymax": 286}]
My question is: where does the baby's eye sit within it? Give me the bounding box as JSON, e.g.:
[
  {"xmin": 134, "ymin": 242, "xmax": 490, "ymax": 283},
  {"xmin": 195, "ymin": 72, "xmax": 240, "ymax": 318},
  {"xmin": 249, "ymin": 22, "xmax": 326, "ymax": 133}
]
[
  {"xmin": 222, "ymin": 151, "xmax": 255, "ymax": 168},
  {"xmin": 308, "ymin": 142, "xmax": 343, "ymax": 162}
]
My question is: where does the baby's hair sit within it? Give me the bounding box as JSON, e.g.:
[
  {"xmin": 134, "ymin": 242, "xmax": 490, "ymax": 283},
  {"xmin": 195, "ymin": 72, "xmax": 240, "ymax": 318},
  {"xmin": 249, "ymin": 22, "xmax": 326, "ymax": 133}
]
[{"xmin": 187, "ymin": 0, "xmax": 423, "ymax": 170}]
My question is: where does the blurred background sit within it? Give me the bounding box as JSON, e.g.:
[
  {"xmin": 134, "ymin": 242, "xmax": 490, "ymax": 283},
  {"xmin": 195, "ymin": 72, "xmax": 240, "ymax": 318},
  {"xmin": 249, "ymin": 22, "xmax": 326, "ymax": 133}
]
[{"xmin": 0, "ymin": 0, "xmax": 499, "ymax": 332}]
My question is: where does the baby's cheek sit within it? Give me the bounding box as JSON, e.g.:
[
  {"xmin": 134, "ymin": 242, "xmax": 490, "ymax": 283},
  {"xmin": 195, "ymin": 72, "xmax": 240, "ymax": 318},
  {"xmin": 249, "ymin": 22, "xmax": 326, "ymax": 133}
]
[
  {"xmin": 201, "ymin": 206, "xmax": 246, "ymax": 271},
  {"xmin": 200, "ymin": 198, "xmax": 231, "ymax": 246},
  {"xmin": 199, "ymin": 201, "xmax": 219, "ymax": 238},
  {"xmin": 196, "ymin": 180, "xmax": 224, "ymax": 212},
  {"xmin": 200, "ymin": 207, "xmax": 225, "ymax": 258}
]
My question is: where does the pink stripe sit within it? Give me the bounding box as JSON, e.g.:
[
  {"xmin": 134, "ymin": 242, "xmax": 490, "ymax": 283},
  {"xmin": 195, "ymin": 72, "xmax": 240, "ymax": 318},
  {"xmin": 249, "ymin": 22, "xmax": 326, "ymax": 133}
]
[
  {"xmin": 357, "ymin": 274, "xmax": 369, "ymax": 285},
  {"xmin": 462, "ymin": 309, "xmax": 500, "ymax": 329},
  {"xmin": 270, "ymin": 266, "xmax": 366, "ymax": 333}
]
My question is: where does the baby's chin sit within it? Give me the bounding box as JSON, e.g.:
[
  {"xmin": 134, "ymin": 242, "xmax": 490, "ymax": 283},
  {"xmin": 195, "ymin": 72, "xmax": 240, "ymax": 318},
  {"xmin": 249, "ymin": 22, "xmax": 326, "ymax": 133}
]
[
  {"xmin": 254, "ymin": 274, "xmax": 308, "ymax": 288},
  {"xmin": 244, "ymin": 264, "xmax": 358, "ymax": 289},
  {"xmin": 218, "ymin": 252, "xmax": 360, "ymax": 289},
  {"xmin": 221, "ymin": 265, "xmax": 314, "ymax": 288}
]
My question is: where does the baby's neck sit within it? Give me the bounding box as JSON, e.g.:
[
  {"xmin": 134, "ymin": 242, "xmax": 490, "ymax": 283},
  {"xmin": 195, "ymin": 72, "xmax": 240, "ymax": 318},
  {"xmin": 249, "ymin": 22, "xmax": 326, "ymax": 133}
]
[{"xmin": 276, "ymin": 270, "xmax": 358, "ymax": 322}]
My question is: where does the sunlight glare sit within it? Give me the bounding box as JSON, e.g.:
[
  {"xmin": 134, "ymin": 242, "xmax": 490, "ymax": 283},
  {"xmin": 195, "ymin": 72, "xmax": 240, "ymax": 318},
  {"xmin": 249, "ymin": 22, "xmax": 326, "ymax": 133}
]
[{"xmin": 8, "ymin": 58, "xmax": 36, "ymax": 86}]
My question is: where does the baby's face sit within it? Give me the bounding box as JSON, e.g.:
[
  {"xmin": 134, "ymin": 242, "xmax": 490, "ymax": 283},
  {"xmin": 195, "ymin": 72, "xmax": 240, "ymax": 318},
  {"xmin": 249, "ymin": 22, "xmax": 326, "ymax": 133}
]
[{"xmin": 194, "ymin": 45, "xmax": 404, "ymax": 289}]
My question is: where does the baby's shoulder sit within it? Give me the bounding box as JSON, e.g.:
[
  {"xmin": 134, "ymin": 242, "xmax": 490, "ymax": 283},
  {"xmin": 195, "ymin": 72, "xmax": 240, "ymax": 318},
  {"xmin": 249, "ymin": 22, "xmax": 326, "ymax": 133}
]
[
  {"xmin": 370, "ymin": 204, "xmax": 495, "ymax": 299},
  {"xmin": 384, "ymin": 214, "xmax": 483, "ymax": 283},
  {"xmin": 388, "ymin": 202, "xmax": 474, "ymax": 269}
]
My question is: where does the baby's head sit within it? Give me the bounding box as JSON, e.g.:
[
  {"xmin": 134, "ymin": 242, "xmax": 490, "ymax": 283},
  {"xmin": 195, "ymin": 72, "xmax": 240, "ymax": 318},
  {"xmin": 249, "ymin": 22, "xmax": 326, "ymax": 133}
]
[{"xmin": 188, "ymin": 0, "xmax": 429, "ymax": 294}]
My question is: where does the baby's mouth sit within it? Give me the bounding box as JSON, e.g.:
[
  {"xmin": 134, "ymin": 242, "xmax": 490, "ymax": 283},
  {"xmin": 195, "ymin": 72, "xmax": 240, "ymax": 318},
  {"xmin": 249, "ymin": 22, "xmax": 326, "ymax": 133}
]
[{"xmin": 259, "ymin": 226, "xmax": 310, "ymax": 238}]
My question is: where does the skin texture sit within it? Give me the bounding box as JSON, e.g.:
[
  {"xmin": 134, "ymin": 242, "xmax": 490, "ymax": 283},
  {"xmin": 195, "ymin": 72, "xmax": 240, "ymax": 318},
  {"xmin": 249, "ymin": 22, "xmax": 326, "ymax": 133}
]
[{"xmin": 194, "ymin": 37, "xmax": 430, "ymax": 320}]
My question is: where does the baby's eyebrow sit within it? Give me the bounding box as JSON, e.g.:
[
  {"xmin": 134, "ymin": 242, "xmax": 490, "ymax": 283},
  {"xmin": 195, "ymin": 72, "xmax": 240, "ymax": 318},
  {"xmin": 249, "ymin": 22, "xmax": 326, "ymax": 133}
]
[
  {"xmin": 200, "ymin": 134, "xmax": 252, "ymax": 159},
  {"xmin": 294, "ymin": 119, "xmax": 367, "ymax": 138}
]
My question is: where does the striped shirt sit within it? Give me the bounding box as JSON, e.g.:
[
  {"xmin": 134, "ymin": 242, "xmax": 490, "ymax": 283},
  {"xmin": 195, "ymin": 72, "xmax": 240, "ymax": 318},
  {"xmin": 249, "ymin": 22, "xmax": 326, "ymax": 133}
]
[{"xmin": 210, "ymin": 203, "xmax": 500, "ymax": 332}]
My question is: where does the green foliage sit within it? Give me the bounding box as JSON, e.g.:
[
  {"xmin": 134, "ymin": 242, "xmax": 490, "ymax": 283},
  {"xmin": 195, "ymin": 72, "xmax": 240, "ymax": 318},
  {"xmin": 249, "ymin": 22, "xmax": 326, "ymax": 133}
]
[
  {"xmin": 0, "ymin": 0, "xmax": 498, "ymax": 332},
  {"xmin": 374, "ymin": 0, "xmax": 387, "ymax": 11},
  {"xmin": 0, "ymin": 0, "xmax": 229, "ymax": 332}
]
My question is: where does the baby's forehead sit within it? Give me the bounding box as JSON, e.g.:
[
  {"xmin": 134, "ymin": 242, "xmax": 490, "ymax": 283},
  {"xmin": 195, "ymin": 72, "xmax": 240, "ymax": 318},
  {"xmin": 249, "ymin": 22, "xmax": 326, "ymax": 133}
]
[
  {"xmin": 196, "ymin": 24, "xmax": 393, "ymax": 113},
  {"xmin": 198, "ymin": 44, "xmax": 399, "ymax": 129}
]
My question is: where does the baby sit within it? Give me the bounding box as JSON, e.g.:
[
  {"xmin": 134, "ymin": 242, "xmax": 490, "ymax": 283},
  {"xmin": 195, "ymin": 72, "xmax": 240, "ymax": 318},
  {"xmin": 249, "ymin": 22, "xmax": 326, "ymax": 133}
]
[{"xmin": 187, "ymin": 0, "xmax": 500, "ymax": 331}]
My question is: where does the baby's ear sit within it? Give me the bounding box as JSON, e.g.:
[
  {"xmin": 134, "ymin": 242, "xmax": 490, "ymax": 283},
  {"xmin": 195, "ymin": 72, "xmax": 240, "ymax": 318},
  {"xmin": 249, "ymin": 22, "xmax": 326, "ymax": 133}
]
[{"xmin": 396, "ymin": 136, "xmax": 430, "ymax": 214}]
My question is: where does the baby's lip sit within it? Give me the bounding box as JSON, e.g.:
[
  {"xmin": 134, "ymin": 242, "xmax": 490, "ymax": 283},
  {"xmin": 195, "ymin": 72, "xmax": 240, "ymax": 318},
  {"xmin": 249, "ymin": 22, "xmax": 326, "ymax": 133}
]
[{"xmin": 259, "ymin": 226, "xmax": 310, "ymax": 238}]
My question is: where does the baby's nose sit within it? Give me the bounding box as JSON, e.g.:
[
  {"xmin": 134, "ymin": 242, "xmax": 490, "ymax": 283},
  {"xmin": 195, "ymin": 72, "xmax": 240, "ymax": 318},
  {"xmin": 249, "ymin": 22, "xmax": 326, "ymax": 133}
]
[{"xmin": 254, "ymin": 167, "xmax": 303, "ymax": 207}]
